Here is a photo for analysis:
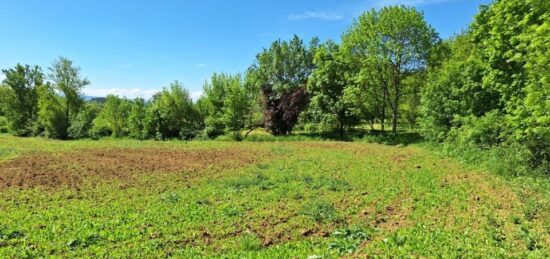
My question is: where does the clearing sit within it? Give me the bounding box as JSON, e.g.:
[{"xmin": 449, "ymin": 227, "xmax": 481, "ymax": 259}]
[{"xmin": 0, "ymin": 135, "xmax": 548, "ymax": 257}]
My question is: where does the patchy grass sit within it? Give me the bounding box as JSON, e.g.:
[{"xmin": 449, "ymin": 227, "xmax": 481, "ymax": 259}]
[{"xmin": 0, "ymin": 136, "xmax": 548, "ymax": 257}]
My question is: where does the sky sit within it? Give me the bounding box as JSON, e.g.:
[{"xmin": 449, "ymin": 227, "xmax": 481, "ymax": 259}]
[{"xmin": 0, "ymin": 0, "xmax": 491, "ymax": 100}]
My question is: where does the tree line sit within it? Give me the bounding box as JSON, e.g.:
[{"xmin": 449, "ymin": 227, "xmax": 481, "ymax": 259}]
[{"xmin": 0, "ymin": 2, "xmax": 548, "ymax": 173}]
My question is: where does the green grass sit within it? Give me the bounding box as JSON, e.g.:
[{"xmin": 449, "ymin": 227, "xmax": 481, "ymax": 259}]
[{"xmin": 0, "ymin": 135, "xmax": 548, "ymax": 258}]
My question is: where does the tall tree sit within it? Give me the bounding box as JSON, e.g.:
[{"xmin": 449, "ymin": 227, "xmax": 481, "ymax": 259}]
[
  {"xmin": 202, "ymin": 73, "xmax": 235, "ymax": 137},
  {"xmin": 127, "ymin": 98, "xmax": 147, "ymax": 139},
  {"xmin": 144, "ymin": 81, "xmax": 199, "ymax": 140},
  {"xmin": 342, "ymin": 6, "xmax": 439, "ymax": 134},
  {"xmin": 48, "ymin": 57, "xmax": 90, "ymax": 136},
  {"xmin": 471, "ymin": 0, "xmax": 550, "ymax": 167},
  {"xmin": 308, "ymin": 40, "xmax": 358, "ymax": 137},
  {"xmin": 249, "ymin": 35, "xmax": 318, "ymax": 135},
  {"xmin": 37, "ymin": 83, "xmax": 68, "ymax": 139},
  {"xmin": 1, "ymin": 64, "xmax": 43, "ymax": 136},
  {"xmin": 93, "ymin": 95, "xmax": 131, "ymax": 137},
  {"xmin": 421, "ymin": 34, "xmax": 499, "ymax": 141},
  {"xmin": 222, "ymin": 77, "xmax": 249, "ymax": 139}
]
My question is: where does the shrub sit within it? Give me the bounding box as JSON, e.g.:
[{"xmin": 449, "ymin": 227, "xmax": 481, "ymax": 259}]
[
  {"xmin": 302, "ymin": 200, "xmax": 339, "ymax": 223},
  {"xmin": 328, "ymin": 227, "xmax": 373, "ymax": 255},
  {"xmin": 0, "ymin": 116, "xmax": 9, "ymax": 133},
  {"xmin": 68, "ymin": 104, "xmax": 100, "ymax": 139},
  {"xmin": 447, "ymin": 111, "xmax": 507, "ymax": 149}
]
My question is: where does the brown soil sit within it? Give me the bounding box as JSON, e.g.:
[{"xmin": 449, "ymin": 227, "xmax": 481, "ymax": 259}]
[{"xmin": 0, "ymin": 147, "xmax": 265, "ymax": 190}]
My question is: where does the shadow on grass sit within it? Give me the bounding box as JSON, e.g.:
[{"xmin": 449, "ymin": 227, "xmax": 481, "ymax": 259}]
[{"xmin": 243, "ymin": 129, "xmax": 424, "ymax": 146}]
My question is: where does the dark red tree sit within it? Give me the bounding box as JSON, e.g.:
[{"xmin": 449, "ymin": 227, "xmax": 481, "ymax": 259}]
[{"xmin": 261, "ymin": 85, "xmax": 309, "ymax": 136}]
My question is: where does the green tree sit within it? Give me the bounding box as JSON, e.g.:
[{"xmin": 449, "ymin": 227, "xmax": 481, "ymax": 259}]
[
  {"xmin": 421, "ymin": 34, "xmax": 500, "ymax": 141},
  {"xmin": 342, "ymin": 6, "xmax": 439, "ymax": 134},
  {"xmin": 1, "ymin": 64, "xmax": 43, "ymax": 136},
  {"xmin": 93, "ymin": 95, "xmax": 131, "ymax": 138},
  {"xmin": 37, "ymin": 83, "xmax": 67, "ymax": 139},
  {"xmin": 522, "ymin": 3, "xmax": 550, "ymax": 168},
  {"xmin": 144, "ymin": 81, "xmax": 199, "ymax": 140},
  {"xmin": 202, "ymin": 73, "xmax": 233, "ymax": 138},
  {"xmin": 308, "ymin": 40, "xmax": 357, "ymax": 137},
  {"xmin": 68, "ymin": 101, "xmax": 101, "ymax": 139},
  {"xmin": 242, "ymin": 69, "xmax": 264, "ymax": 137},
  {"xmin": 201, "ymin": 73, "xmax": 258, "ymax": 139},
  {"xmin": 222, "ymin": 76, "xmax": 249, "ymax": 140},
  {"xmin": 48, "ymin": 57, "xmax": 90, "ymax": 138},
  {"xmin": 127, "ymin": 98, "xmax": 147, "ymax": 139},
  {"xmin": 249, "ymin": 35, "xmax": 318, "ymax": 135},
  {"xmin": 473, "ymin": 0, "xmax": 550, "ymax": 168}
]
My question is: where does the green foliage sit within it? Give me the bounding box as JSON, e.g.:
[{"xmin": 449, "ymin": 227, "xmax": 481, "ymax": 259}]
[
  {"xmin": 221, "ymin": 78, "xmax": 249, "ymax": 140},
  {"xmin": 1, "ymin": 64, "xmax": 43, "ymax": 136},
  {"xmin": 1, "ymin": 137, "xmax": 548, "ymax": 257},
  {"xmin": 249, "ymin": 35, "xmax": 318, "ymax": 95},
  {"xmin": 48, "ymin": 57, "xmax": 89, "ymax": 122},
  {"xmin": 342, "ymin": 6, "xmax": 439, "ymax": 134},
  {"xmin": 68, "ymin": 102, "xmax": 100, "ymax": 139},
  {"xmin": 144, "ymin": 81, "xmax": 199, "ymax": 140},
  {"xmin": 0, "ymin": 116, "xmax": 9, "ymax": 133},
  {"xmin": 301, "ymin": 200, "xmax": 339, "ymax": 223},
  {"xmin": 307, "ymin": 40, "xmax": 358, "ymax": 137},
  {"xmin": 92, "ymin": 95, "xmax": 131, "ymax": 138},
  {"xmin": 37, "ymin": 83, "xmax": 68, "ymax": 139},
  {"xmin": 240, "ymin": 232, "xmax": 262, "ymax": 251},
  {"xmin": 127, "ymin": 98, "xmax": 147, "ymax": 139},
  {"xmin": 43, "ymin": 57, "xmax": 90, "ymax": 139},
  {"xmin": 421, "ymin": 0, "xmax": 549, "ymax": 173},
  {"xmin": 202, "ymin": 73, "xmax": 230, "ymax": 138},
  {"xmin": 200, "ymin": 73, "xmax": 262, "ymax": 140},
  {"xmin": 202, "ymin": 73, "xmax": 243, "ymax": 139},
  {"xmin": 447, "ymin": 111, "xmax": 506, "ymax": 149},
  {"xmin": 247, "ymin": 35, "xmax": 318, "ymax": 136},
  {"xmin": 328, "ymin": 227, "xmax": 373, "ymax": 255}
]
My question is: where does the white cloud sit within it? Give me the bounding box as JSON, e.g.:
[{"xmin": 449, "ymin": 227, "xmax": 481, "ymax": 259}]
[
  {"xmin": 287, "ymin": 0, "xmax": 451, "ymax": 22},
  {"xmin": 83, "ymin": 87, "xmax": 204, "ymax": 102},
  {"xmin": 288, "ymin": 11, "xmax": 344, "ymax": 21},
  {"xmin": 190, "ymin": 91, "xmax": 203, "ymax": 101},
  {"xmin": 196, "ymin": 64, "xmax": 206, "ymax": 68},
  {"xmin": 83, "ymin": 87, "xmax": 159, "ymax": 100},
  {"xmin": 372, "ymin": 0, "xmax": 454, "ymax": 7}
]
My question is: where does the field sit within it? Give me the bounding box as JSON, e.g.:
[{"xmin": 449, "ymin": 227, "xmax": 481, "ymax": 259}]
[{"xmin": 0, "ymin": 135, "xmax": 549, "ymax": 258}]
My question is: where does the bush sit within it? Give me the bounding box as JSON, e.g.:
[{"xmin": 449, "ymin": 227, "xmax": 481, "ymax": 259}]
[
  {"xmin": 68, "ymin": 104, "xmax": 100, "ymax": 139},
  {"xmin": 446, "ymin": 111, "xmax": 506, "ymax": 149},
  {"xmin": 0, "ymin": 116, "xmax": 9, "ymax": 133}
]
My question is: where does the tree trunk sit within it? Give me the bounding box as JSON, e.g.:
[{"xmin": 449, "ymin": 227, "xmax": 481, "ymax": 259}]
[
  {"xmin": 381, "ymin": 85, "xmax": 387, "ymax": 134},
  {"xmin": 245, "ymin": 127, "xmax": 255, "ymax": 138},
  {"xmin": 339, "ymin": 121, "xmax": 344, "ymax": 139},
  {"xmin": 391, "ymin": 62, "xmax": 401, "ymax": 135},
  {"xmin": 392, "ymin": 107, "xmax": 398, "ymax": 135}
]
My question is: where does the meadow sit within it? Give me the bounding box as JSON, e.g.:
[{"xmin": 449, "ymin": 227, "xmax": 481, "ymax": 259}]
[{"xmin": 0, "ymin": 135, "xmax": 548, "ymax": 258}]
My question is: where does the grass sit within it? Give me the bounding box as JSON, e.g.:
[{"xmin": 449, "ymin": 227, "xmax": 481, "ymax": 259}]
[{"xmin": 0, "ymin": 134, "xmax": 549, "ymax": 257}]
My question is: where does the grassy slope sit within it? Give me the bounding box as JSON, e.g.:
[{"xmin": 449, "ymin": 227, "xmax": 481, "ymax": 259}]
[{"xmin": 0, "ymin": 135, "xmax": 548, "ymax": 258}]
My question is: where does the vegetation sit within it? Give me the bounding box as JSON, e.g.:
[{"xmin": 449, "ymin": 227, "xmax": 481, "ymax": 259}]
[
  {"xmin": 0, "ymin": 1, "xmax": 549, "ymax": 256},
  {"xmin": 0, "ymin": 3, "xmax": 546, "ymax": 175},
  {"xmin": 0, "ymin": 136, "xmax": 548, "ymax": 257}
]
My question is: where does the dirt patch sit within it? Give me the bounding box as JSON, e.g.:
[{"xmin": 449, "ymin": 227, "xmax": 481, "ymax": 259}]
[{"xmin": 0, "ymin": 147, "xmax": 265, "ymax": 190}]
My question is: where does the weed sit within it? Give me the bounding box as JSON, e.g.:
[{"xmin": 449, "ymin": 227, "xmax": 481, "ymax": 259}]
[
  {"xmin": 524, "ymin": 200, "xmax": 541, "ymax": 221},
  {"xmin": 240, "ymin": 232, "xmax": 262, "ymax": 251},
  {"xmin": 161, "ymin": 193, "xmax": 181, "ymax": 204},
  {"xmin": 302, "ymin": 200, "xmax": 339, "ymax": 223},
  {"xmin": 328, "ymin": 227, "xmax": 373, "ymax": 255},
  {"xmin": 0, "ymin": 136, "xmax": 548, "ymax": 257}
]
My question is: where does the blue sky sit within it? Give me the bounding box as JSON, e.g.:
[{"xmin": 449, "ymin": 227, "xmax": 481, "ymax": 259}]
[{"xmin": 0, "ymin": 0, "xmax": 491, "ymax": 99}]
